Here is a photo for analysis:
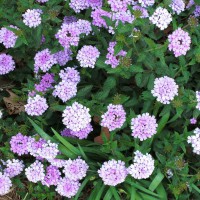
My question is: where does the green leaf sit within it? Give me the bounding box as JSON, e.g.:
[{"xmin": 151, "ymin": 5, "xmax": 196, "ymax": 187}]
[
  {"xmin": 103, "ymin": 188, "xmax": 113, "ymax": 200},
  {"xmin": 77, "ymin": 85, "xmax": 93, "ymax": 98},
  {"xmin": 114, "ymin": 42, "xmax": 123, "ymax": 56},
  {"xmin": 191, "ymin": 184, "xmax": 200, "ymax": 193},
  {"xmin": 110, "ymin": 187, "xmax": 121, "ymax": 200},
  {"xmin": 156, "ymin": 183, "xmax": 167, "ymax": 200},
  {"xmin": 157, "ymin": 112, "xmax": 170, "ymax": 135},
  {"xmin": 149, "ymin": 171, "xmax": 164, "ymax": 192},
  {"xmin": 130, "ymin": 65, "xmax": 144, "ymax": 73},
  {"xmin": 103, "ymin": 76, "xmax": 117, "ymax": 91}
]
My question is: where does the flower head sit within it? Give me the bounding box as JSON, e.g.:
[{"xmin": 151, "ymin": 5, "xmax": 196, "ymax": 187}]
[
  {"xmin": 0, "ymin": 53, "xmax": 15, "ymax": 75},
  {"xmin": 188, "ymin": 128, "xmax": 200, "ymax": 155},
  {"xmin": 196, "ymin": 91, "xmax": 200, "ymax": 110},
  {"xmin": 0, "ymin": 173, "xmax": 12, "ymax": 195},
  {"xmin": 54, "ymin": 48, "xmax": 72, "ymax": 66},
  {"xmin": 138, "ymin": 0, "xmax": 155, "ymax": 8},
  {"xmin": 170, "ymin": 0, "xmax": 185, "ymax": 15},
  {"xmin": 151, "ymin": 76, "xmax": 178, "ymax": 104},
  {"xmin": 59, "ymin": 67, "xmax": 80, "ymax": 84},
  {"xmin": 190, "ymin": 118, "xmax": 197, "ymax": 124}
]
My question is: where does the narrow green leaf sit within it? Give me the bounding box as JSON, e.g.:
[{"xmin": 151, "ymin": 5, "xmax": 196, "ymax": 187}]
[
  {"xmin": 110, "ymin": 187, "xmax": 121, "ymax": 200},
  {"xmin": 103, "ymin": 188, "xmax": 113, "ymax": 200},
  {"xmin": 157, "ymin": 112, "xmax": 170, "ymax": 135},
  {"xmin": 149, "ymin": 171, "xmax": 164, "ymax": 192}
]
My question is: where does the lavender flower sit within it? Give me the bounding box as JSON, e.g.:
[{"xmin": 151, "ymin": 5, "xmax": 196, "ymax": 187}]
[
  {"xmin": 196, "ymin": 91, "xmax": 200, "ymax": 110},
  {"xmin": 36, "ymin": 0, "xmax": 48, "ymax": 3},
  {"xmin": 190, "ymin": 118, "xmax": 197, "ymax": 124},
  {"xmin": 169, "ymin": 0, "xmax": 185, "ymax": 15},
  {"xmin": 149, "ymin": 7, "xmax": 172, "ymax": 30},
  {"xmin": 10, "ymin": 133, "xmax": 30, "ymax": 156},
  {"xmin": 25, "ymin": 95, "xmax": 48, "ymax": 116},
  {"xmin": 69, "ymin": 0, "xmax": 89, "ymax": 13},
  {"xmin": 168, "ymin": 28, "xmax": 191, "ymax": 57},
  {"xmin": 63, "ymin": 157, "xmax": 89, "ymax": 181},
  {"xmin": 48, "ymin": 158, "xmax": 66, "ymax": 168},
  {"xmin": 0, "ymin": 173, "xmax": 12, "ymax": 195},
  {"xmin": 188, "ymin": 128, "xmax": 200, "ymax": 155},
  {"xmin": 77, "ymin": 45, "xmax": 100, "ymax": 68},
  {"xmin": 54, "ymin": 48, "xmax": 72, "ymax": 66},
  {"xmin": 131, "ymin": 113, "xmax": 158, "ymax": 141},
  {"xmin": 108, "ymin": 0, "xmax": 131, "ymax": 12},
  {"xmin": 56, "ymin": 177, "xmax": 80, "ymax": 198},
  {"xmin": 101, "ymin": 104, "xmax": 126, "ymax": 131},
  {"xmin": 0, "ymin": 53, "xmax": 15, "ymax": 75},
  {"xmin": 194, "ymin": 6, "xmax": 200, "ymax": 17},
  {"xmin": 128, "ymin": 151, "xmax": 155, "ymax": 179},
  {"xmin": 70, "ymin": 123, "xmax": 93, "ymax": 139},
  {"xmin": 151, "ymin": 76, "xmax": 179, "ymax": 104},
  {"xmin": 138, "ymin": 0, "xmax": 155, "ymax": 8},
  {"xmin": 59, "ymin": 67, "xmax": 80, "ymax": 84},
  {"xmin": 25, "ymin": 161, "xmax": 45, "ymax": 183},
  {"xmin": 76, "ymin": 19, "xmax": 92, "ymax": 35},
  {"xmin": 62, "ymin": 102, "xmax": 91, "ymax": 132},
  {"xmin": 22, "ymin": 9, "xmax": 42, "ymax": 28},
  {"xmin": 98, "ymin": 160, "xmax": 127, "ymax": 186}
]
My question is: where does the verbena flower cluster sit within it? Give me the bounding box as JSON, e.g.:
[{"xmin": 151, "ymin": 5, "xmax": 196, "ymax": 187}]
[
  {"xmin": 0, "ymin": 53, "xmax": 15, "ymax": 75},
  {"xmin": 196, "ymin": 91, "xmax": 200, "ymax": 110},
  {"xmin": 187, "ymin": 128, "xmax": 200, "ymax": 155}
]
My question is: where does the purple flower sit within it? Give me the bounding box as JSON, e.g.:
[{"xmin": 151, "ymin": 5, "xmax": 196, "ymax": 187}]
[
  {"xmin": 56, "ymin": 177, "xmax": 80, "ymax": 198},
  {"xmin": 63, "ymin": 157, "xmax": 89, "ymax": 181},
  {"xmin": 0, "ymin": 173, "xmax": 12, "ymax": 195},
  {"xmin": 53, "ymin": 80, "xmax": 77, "ymax": 102},
  {"xmin": 36, "ymin": 0, "xmax": 48, "ymax": 3},
  {"xmin": 25, "ymin": 95, "xmax": 48, "ymax": 116},
  {"xmin": 138, "ymin": 0, "xmax": 155, "ymax": 7},
  {"xmin": 196, "ymin": 91, "xmax": 200, "ymax": 110},
  {"xmin": 63, "ymin": 16, "xmax": 77, "ymax": 25},
  {"xmin": 98, "ymin": 160, "xmax": 127, "ymax": 186},
  {"xmin": 112, "ymin": 10, "xmax": 135, "ymax": 25},
  {"xmin": 186, "ymin": 0, "xmax": 195, "ymax": 9},
  {"xmin": 131, "ymin": 113, "xmax": 158, "ymax": 141},
  {"xmin": 168, "ymin": 28, "xmax": 191, "ymax": 57},
  {"xmin": 188, "ymin": 128, "xmax": 200, "ymax": 155},
  {"xmin": 35, "ymin": 73, "xmax": 54, "ymax": 93},
  {"xmin": 170, "ymin": 0, "xmax": 185, "ymax": 15},
  {"xmin": 76, "ymin": 19, "xmax": 92, "ymax": 35},
  {"xmin": 77, "ymin": 45, "xmax": 100, "ymax": 68},
  {"xmin": 34, "ymin": 48, "xmax": 57, "ymax": 73},
  {"xmin": 48, "ymin": 158, "xmax": 66, "ymax": 168},
  {"xmin": 61, "ymin": 128, "xmax": 76, "ymax": 138},
  {"xmin": 87, "ymin": 0, "xmax": 102, "ymax": 9},
  {"xmin": 69, "ymin": 0, "xmax": 89, "ymax": 13},
  {"xmin": 149, "ymin": 7, "xmax": 172, "ymax": 30},
  {"xmin": 128, "ymin": 151, "xmax": 155, "ymax": 179},
  {"xmin": 22, "ymin": 9, "xmax": 42, "ymax": 28},
  {"xmin": 42, "ymin": 165, "xmax": 61, "ymax": 187},
  {"xmin": 25, "ymin": 161, "xmax": 45, "ymax": 183},
  {"xmin": 4, "ymin": 159, "xmax": 24, "ymax": 178},
  {"xmin": 54, "ymin": 48, "xmax": 72, "ymax": 66},
  {"xmin": 190, "ymin": 118, "xmax": 197, "ymax": 124},
  {"xmin": 59, "ymin": 67, "xmax": 80, "ymax": 84},
  {"xmin": 101, "ymin": 104, "xmax": 126, "ymax": 131},
  {"xmin": 151, "ymin": 76, "xmax": 179, "ymax": 104},
  {"xmin": 108, "ymin": 0, "xmax": 131, "ymax": 12},
  {"xmin": 0, "ymin": 26, "xmax": 18, "ymax": 48},
  {"xmin": 105, "ymin": 42, "xmax": 126, "ymax": 68},
  {"xmin": 10, "ymin": 133, "xmax": 30, "ymax": 156},
  {"xmin": 132, "ymin": 6, "xmax": 149, "ymax": 18},
  {"xmin": 62, "ymin": 102, "xmax": 91, "ymax": 132},
  {"xmin": 0, "ymin": 53, "xmax": 15, "ymax": 75},
  {"xmin": 194, "ymin": 6, "xmax": 200, "ymax": 17},
  {"xmin": 71, "ymin": 123, "xmax": 93, "ymax": 139}
]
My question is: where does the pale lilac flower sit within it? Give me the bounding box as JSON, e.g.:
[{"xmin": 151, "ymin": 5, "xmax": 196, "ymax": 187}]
[
  {"xmin": 54, "ymin": 48, "xmax": 72, "ymax": 66},
  {"xmin": 151, "ymin": 76, "xmax": 179, "ymax": 104},
  {"xmin": 0, "ymin": 53, "xmax": 15, "ymax": 75},
  {"xmin": 36, "ymin": 0, "xmax": 48, "ymax": 3},
  {"xmin": 0, "ymin": 173, "xmax": 12, "ymax": 195},
  {"xmin": 188, "ymin": 128, "xmax": 200, "ymax": 155},
  {"xmin": 69, "ymin": 0, "xmax": 89, "ymax": 13},
  {"xmin": 56, "ymin": 178, "xmax": 80, "ymax": 198},
  {"xmin": 87, "ymin": 0, "xmax": 103, "ymax": 9},
  {"xmin": 128, "ymin": 151, "xmax": 155, "ymax": 179},
  {"xmin": 108, "ymin": 0, "xmax": 131, "ymax": 12},
  {"xmin": 138, "ymin": 0, "xmax": 155, "ymax": 7},
  {"xmin": 170, "ymin": 0, "xmax": 185, "ymax": 15},
  {"xmin": 10, "ymin": 133, "xmax": 30, "ymax": 156},
  {"xmin": 186, "ymin": 0, "xmax": 195, "ymax": 9},
  {"xmin": 105, "ymin": 42, "xmax": 126, "ymax": 68},
  {"xmin": 76, "ymin": 19, "xmax": 92, "ymax": 35},
  {"xmin": 196, "ymin": 91, "xmax": 200, "ymax": 110},
  {"xmin": 25, "ymin": 95, "xmax": 48, "ymax": 116},
  {"xmin": 42, "ymin": 165, "xmax": 61, "ymax": 187},
  {"xmin": 62, "ymin": 102, "xmax": 91, "ymax": 132},
  {"xmin": 112, "ymin": 10, "xmax": 135, "ymax": 25},
  {"xmin": 98, "ymin": 160, "xmax": 127, "ymax": 186},
  {"xmin": 63, "ymin": 16, "xmax": 77, "ymax": 25},
  {"xmin": 0, "ymin": 26, "xmax": 18, "ymax": 48},
  {"xmin": 4, "ymin": 159, "xmax": 24, "ymax": 178},
  {"xmin": 22, "ymin": 9, "xmax": 42, "ymax": 28},
  {"xmin": 53, "ymin": 80, "xmax": 77, "ymax": 102},
  {"xmin": 63, "ymin": 158, "xmax": 89, "ymax": 181},
  {"xmin": 194, "ymin": 6, "xmax": 200, "ymax": 17},
  {"xmin": 34, "ymin": 48, "xmax": 57, "ymax": 73},
  {"xmin": 77, "ymin": 45, "xmax": 100, "ymax": 68},
  {"xmin": 149, "ymin": 7, "xmax": 172, "ymax": 30},
  {"xmin": 190, "ymin": 118, "xmax": 197, "ymax": 124},
  {"xmin": 48, "ymin": 158, "xmax": 66, "ymax": 168},
  {"xmin": 168, "ymin": 28, "xmax": 191, "ymax": 57},
  {"xmin": 101, "ymin": 104, "xmax": 126, "ymax": 131},
  {"xmin": 59, "ymin": 67, "xmax": 80, "ymax": 84},
  {"xmin": 131, "ymin": 113, "xmax": 158, "ymax": 141},
  {"xmin": 61, "ymin": 128, "xmax": 76, "ymax": 138},
  {"xmin": 25, "ymin": 161, "xmax": 45, "ymax": 183},
  {"xmin": 70, "ymin": 123, "xmax": 93, "ymax": 139}
]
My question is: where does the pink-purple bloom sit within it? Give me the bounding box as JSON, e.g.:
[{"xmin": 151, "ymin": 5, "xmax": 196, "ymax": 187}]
[
  {"xmin": 131, "ymin": 113, "xmax": 158, "ymax": 141},
  {"xmin": 108, "ymin": 0, "xmax": 131, "ymax": 12},
  {"xmin": 168, "ymin": 28, "xmax": 191, "ymax": 57},
  {"xmin": 98, "ymin": 160, "xmax": 127, "ymax": 186},
  {"xmin": 54, "ymin": 48, "xmax": 72, "ymax": 66},
  {"xmin": 0, "ymin": 53, "xmax": 15, "ymax": 75},
  {"xmin": 188, "ymin": 128, "xmax": 200, "ymax": 155},
  {"xmin": 0, "ymin": 173, "xmax": 12, "ymax": 195},
  {"xmin": 196, "ymin": 91, "xmax": 200, "ymax": 110},
  {"xmin": 169, "ymin": 0, "xmax": 185, "ymax": 15},
  {"xmin": 59, "ymin": 67, "xmax": 80, "ymax": 84},
  {"xmin": 101, "ymin": 104, "xmax": 126, "ymax": 131},
  {"xmin": 138, "ymin": 0, "xmax": 155, "ymax": 8},
  {"xmin": 151, "ymin": 76, "xmax": 179, "ymax": 104},
  {"xmin": 190, "ymin": 118, "xmax": 197, "ymax": 124}
]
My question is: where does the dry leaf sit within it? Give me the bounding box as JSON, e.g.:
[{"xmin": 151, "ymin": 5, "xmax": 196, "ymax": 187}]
[{"xmin": 94, "ymin": 127, "xmax": 110, "ymax": 144}]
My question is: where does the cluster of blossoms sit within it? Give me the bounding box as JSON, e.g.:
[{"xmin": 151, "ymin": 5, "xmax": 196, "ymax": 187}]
[
  {"xmin": 128, "ymin": 151, "xmax": 155, "ymax": 179},
  {"xmin": 149, "ymin": 7, "xmax": 172, "ymax": 30},
  {"xmin": 25, "ymin": 95, "xmax": 48, "ymax": 116},
  {"xmin": 36, "ymin": 0, "xmax": 48, "ymax": 3},
  {"xmin": 0, "ymin": 173, "xmax": 12, "ymax": 195},
  {"xmin": 77, "ymin": 45, "xmax": 100, "ymax": 68},
  {"xmin": 151, "ymin": 76, "xmax": 179, "ymax": 104},
  {"xmin": 101, "ymin": 104, "xmax": 126, "ymax": 131},
  {"xmin": 34, "ymin": 48, "xmax": 57, "ymax": 73},
  {"xmin": 0, "ymin": 26, "xmax": 18, "ymax": 48},
  {"xmin": 168, "ymin": 28, "xmax": 191, "ymax": 57},
  {"xmin": 187, "ymin": 128, "xmax": 200, "ymax": 155},
  {"xmin": 131, "ymin": 113, "xmax": 158, "ymax": 141},
  {"xmin": 194, "ymin": 5, "xmax": 200, "ymax": 17},
  {"xmin": 54, "ymin": 48, "xmax": 72, "ymax": 66},
  {"xmin": 53, "ymin": 67, "xmax": 80, "ymax": 102},
  {"xmin": 98, "ymin": 160, "xmax": 128, "ymax": 186},
  {"xmin": 35, "ymin": 73, "xmax": 55, "ymax": 93},
  {"xmin": 196, "ymin": 91, "xmax": 200, "ymax": 110},
  {"xmin": 138, "ymin": 0, "xmax": 155, "ymax": 8},
  {"xmin": 62, "ymin": 102, "xmax": 91, "ymax": 132},
  {"xmin": 169, "ymin": 0, "xmax": 185, "ymax": 15},
  {"xmin": 105, "ymin": 42, "xmax": 127, "ymax": 68},
  {"xmin": 0, "ymin": 53, "xmax": 15, "ymax": 75},
  {"xmin": 22, "ymin": 9, "xmax": 42, "ymax": 28}
]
